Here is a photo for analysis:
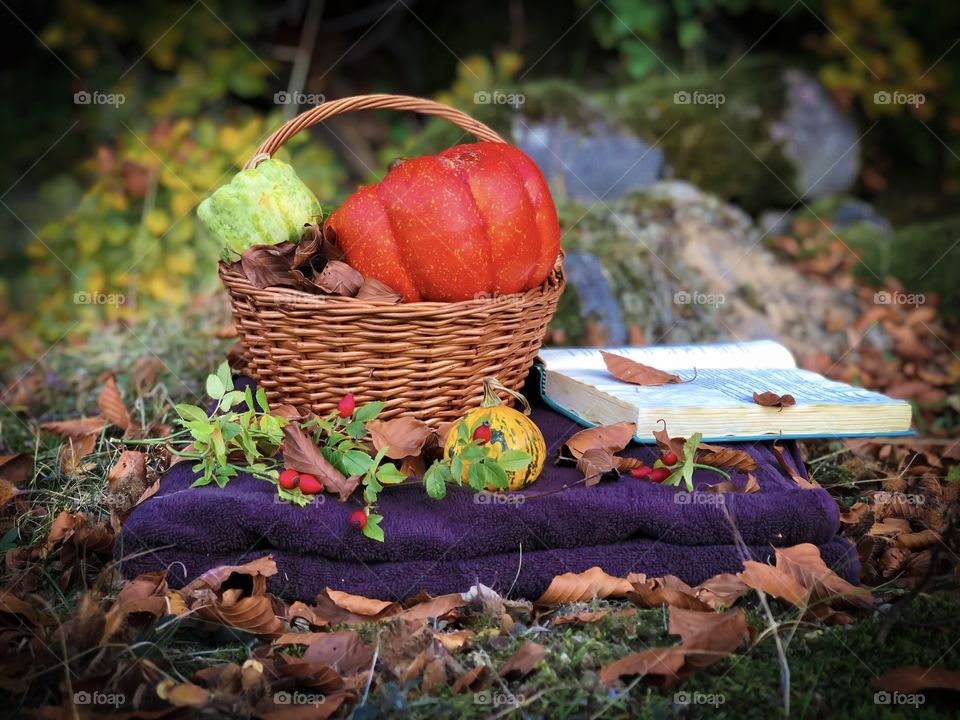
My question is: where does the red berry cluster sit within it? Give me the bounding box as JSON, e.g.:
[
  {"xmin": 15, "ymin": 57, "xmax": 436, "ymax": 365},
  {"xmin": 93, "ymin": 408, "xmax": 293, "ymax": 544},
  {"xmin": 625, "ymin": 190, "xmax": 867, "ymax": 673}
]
[
  {"xmin": 629, "ymin": 450, "xmax": 679, "ymax": 483},
  {"xmin": 278, "ymin": 468, "xmax": 323, "ymax": 494}
]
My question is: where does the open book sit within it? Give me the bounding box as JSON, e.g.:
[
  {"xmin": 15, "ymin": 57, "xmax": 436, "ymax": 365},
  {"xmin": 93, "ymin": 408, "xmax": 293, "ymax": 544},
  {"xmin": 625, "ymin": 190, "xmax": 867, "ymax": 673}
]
[{"xmin": 537, "ymin": 340, "xmax": 913, "ymax": 442}]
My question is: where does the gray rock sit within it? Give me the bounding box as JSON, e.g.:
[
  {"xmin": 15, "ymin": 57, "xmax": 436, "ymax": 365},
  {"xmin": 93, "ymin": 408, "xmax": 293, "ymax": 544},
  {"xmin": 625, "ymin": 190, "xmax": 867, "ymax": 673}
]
[
  {"xmin": 562, "ymin": 251, "xmax": 628, "ymax": 345},
  {"xmin": 771, "ymin": 69, "xmax": 861, "ymax": 199},
  {"xmin": 512, "ymin": 117, "xmax": 664, "ymax": 202},
  {"xmin": 831, "ymin": 198, "xmax": 893, "ymax": 233}
]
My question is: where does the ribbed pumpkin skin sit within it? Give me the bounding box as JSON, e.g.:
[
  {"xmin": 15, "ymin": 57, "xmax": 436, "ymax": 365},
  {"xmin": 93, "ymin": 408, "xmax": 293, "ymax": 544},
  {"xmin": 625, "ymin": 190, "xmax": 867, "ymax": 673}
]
[
  {"xmin": 443, "ymin": 405, "xmax": 546, "ymax": 491},
  {"xmin": 327, "ymin": 142, "xmax": 561, "ymax": 302}
]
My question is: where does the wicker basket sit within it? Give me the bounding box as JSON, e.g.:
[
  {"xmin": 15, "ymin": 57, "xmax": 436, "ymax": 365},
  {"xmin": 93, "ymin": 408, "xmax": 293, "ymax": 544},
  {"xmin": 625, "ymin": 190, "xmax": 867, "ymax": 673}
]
[{"xmin": 219, "ymin": 94, "xmax": 565, "ymax": 427}]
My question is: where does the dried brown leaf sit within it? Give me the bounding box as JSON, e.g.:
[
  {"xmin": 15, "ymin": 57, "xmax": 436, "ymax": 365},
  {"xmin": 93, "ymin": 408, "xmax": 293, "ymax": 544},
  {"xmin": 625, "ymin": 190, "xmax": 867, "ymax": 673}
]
[
  {"xmin": 652, "ymin": 421, "xmax": 687, "ymax": 463},
  {"xmin": 314, "ymin": 260, "xmax": 363, "ymax": 296},
  {"xmin": 627, "ymin": 576, "xmax": 711, "ymax": 611},
  {"xmin": 497, "ymin": 640, "xmax": 544, "ymax": 680},
  {"xmin": 694, "ymin": 574, "xmax": 749, "ymax": 610},
  {"xmin": 536, "ymin": 567, "xmax": 633, "ymax": 605},
  {"xmin": 563, "ymin": 422, "xmax": 636, "ymax": 460},
  {"xmin": 107, "ymin": 450, "xmax": 146, "ymax": 494},
  {"xmin": 696, "ymin": 443, "xmax": 758, "ymax": 473},
  {"xmin": 282, "ymin": 424, "xmax": 355, "ymax": 500},
  {"xmin": 301, "ymin": 630, "xmax": 374, "ymax": 676},
  {"xmin": 576, "ymin": 447, "xmax": 621, "ymax": 486},
  {"xmin": 239, "ymin": 242, "xmax": 297, "ymax": 288},
  {"xmin": 181, "ymin": 555, "xmax": 278, "ymax": 594},
  {"xmin": 705, "ymin": 473, "xmax": 760, "ymax": 494},
  {"xmin": 895, "ymin": 529, "xmax": 940, "ymax": 551},
  {"xmin": 156, "ymin": 679, "xmax": 211, "ymax": 707},
  {"xmin": 356, "ymin": 277, "xmax": 403, "ymax": 303},
  {"xmin": 601, "ymin": 351, "xmax": 684, "ymax": 386},
  {"xmin": 366, "ymin": 417, "xmax": 435, "ymax": 460},
  {"xmin": 870, "ymin": 665, "xmax": 960, "ymax": 693},
  {"xmin": 0, "ymin": 453, "xmax": 32, "ymax": 485},
  {"xmin": 772, "ymin": 443, "xmax": 818, "ymax": 489},
  {"xmin": 39, "ymin": 415, "xmax": 106, "ymax": 438},
  {"xmin": 752, "ymin": 391, "xmax": 797, "ymax": 409},
  {"xmin": 325, "ymin": 589, "xmax": 397, "ymax": 617},
  {"xmin": 98, "ymin": 375, "xmax": 134, "ymax": 433},
  {"xmin": 59, "ymin": 434, "xmax": 97, "ymax": 477}
]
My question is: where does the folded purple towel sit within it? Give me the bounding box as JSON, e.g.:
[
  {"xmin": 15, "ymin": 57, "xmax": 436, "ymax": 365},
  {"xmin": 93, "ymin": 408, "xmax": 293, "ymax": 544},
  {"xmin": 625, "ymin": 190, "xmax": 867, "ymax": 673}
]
[{"xmin": 117, "ymin": 380, "xmax": 858, "ymax": 600}]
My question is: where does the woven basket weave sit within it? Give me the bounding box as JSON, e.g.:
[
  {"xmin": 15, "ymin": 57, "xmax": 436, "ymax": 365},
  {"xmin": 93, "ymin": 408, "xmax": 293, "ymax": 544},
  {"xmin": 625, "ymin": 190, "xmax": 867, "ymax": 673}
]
[{"xmin": 219, "ymin": 94, "xmax": 564, "ymax": 427}]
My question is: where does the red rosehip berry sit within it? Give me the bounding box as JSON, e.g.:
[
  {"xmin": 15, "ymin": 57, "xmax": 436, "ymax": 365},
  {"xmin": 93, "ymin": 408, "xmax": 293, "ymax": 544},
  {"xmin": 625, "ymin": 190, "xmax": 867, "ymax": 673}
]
[
  {"xmin": 349, "ymin": 510, "xmax": 367, "ymax": 530},
  {"xmin": 472, "ymin": 422, "xmax": 492, "ymax": 445},
  {"xmin": 648, "ymin": 467, "xmax": 671, "ymax": 483},
  {"xmin": 337, "ymin": 393, "xmax": 356, "ymax": 418},
  {"xmin": 278, "ymin": 469, "xmax": 300, "ymax": 490},
  {"xmin": 298, "ymin": 474, "xmax": 323, "ymax": 494},
  {"xmin": 660, "ymin": 451, "xmax": 679, "ymax": 466},
  {"xmin": 630, "ymin": 465, "xmax": 651, "ymax": 479}
]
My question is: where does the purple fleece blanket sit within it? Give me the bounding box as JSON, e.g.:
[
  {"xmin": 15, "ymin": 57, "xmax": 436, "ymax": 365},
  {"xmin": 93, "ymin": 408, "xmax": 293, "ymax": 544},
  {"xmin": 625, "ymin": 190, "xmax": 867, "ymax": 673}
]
[{"xmin": 117, "ymin": 381, "xmax": 859, "ymax": 601}]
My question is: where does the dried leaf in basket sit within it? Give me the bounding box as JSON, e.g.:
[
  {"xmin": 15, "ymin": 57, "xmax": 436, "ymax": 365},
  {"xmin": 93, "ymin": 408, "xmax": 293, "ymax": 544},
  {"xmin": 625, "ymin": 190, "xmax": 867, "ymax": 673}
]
[
  {"xmin": 294, "ymin": 224, "xmax": 325, "ymax": 267},
  {"xmin": 239, "ymin": 242, "xmax": 297, "ymax": 289},
  {"xmin": 315, "ymin": 261, "xmax": 364, "ymax": 296},
  {"xmin": 356, "ymin": 277, "xmax": 403, "ymax": 303},
  {"xmin": 601, "ymin": 351, "xmax": 685, "ymax": 386}
]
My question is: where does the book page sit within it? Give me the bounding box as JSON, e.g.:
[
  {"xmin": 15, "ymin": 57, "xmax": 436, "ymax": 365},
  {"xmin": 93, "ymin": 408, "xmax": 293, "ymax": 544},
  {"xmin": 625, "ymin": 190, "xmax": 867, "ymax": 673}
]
[
  {"xmin": 551, "ymin": 366, "xmax": 902, "ymax": 410},
  {"xmin": 539, "ymin": 340, "xmax": 796, "ymax": 373}
]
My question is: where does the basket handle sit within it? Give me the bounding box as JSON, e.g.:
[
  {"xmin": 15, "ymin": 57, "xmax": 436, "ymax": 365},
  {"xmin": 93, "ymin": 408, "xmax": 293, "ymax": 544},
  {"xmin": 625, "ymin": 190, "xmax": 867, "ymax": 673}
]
[{"xmin": 246, "ymin": 94, "xmax": 506, "ymax": 168}]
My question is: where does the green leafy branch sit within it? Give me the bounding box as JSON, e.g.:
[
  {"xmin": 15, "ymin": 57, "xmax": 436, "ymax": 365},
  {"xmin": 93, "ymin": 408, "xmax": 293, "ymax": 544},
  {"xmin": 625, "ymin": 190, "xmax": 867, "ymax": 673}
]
[
  {"xmin": 656, "ymin": 432, "xmax": 731, "ymax": 491},
  {"xmin": 423, "ymin": 417, "xmax": 532, "ymax": 500}
]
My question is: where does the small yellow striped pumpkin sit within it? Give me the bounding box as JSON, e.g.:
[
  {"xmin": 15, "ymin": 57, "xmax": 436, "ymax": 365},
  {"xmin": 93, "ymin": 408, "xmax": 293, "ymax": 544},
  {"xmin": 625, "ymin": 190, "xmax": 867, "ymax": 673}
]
[{"xmin": 443, "ymin": 377, "xmax": 546, "ymax": 491}]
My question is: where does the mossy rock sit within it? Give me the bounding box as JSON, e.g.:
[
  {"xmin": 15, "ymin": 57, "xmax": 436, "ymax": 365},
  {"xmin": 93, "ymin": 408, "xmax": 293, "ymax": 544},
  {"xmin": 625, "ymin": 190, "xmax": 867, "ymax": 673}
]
[{"xmin": 844, "ymin": 216, "xmax": 960, "ymax": 315}]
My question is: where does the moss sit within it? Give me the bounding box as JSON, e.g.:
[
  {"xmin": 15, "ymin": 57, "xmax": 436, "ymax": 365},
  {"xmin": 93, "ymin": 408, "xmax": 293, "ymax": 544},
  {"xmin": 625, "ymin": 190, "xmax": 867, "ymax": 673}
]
[
  {"xmin": 843, "ymin": 216, "xmax": 960, "ymax": 316},
  {"xmin": 597, "ymin": 60, "xmax": 796, "ymax": 213}
]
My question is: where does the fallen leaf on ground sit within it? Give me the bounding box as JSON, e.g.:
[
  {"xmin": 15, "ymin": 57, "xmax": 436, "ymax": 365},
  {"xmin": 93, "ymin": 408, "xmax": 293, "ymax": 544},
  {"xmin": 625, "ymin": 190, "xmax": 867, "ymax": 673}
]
[
  {"xmin": 366, "ymin": 417, "xmax": 434, "ymax": 460},
  {"xmin": 627, "ymin": 576, "xmax": 711, "ymax": 611},
  {"xmin": 536, "ymin": 567, "xmax": 633, "ymax": 604},
  {"xmin": 59, "ymin": 434, "xmax": 97, "ymax": 477},
  {"xmin": 752, "ymin": 391, "xmax": 797, "ymax": 409},
  {"xmin": 98, "ymin": 375, "xmax": 137, "ymax": 435},
  {"xmin": 181, "ymin": 555, "xmax": 278, "ymax": 594},
  {"xmin": 870, "ymin": 665, "xmax": 960, "ymax": 693},
  {"xmin": 602, "ymin": 351, "xmax": 684, "ymax": 386},
  {"xmin": 302, "ymin": 630, "xmax": 374, "ymax": 676},
  {"xmin": 398, "ymin": 593, "xmax": 466, "ymax": 622},
  {"xmin": 40, "ymin": 416, "xmax": 105, "ymax": 439},
  {"xmin": 325, "ymin": 589, "xmax": 396, "ymax": 617},
  {"xmin": 0, "ymin": 453, "xmax": 32, "ymax": 485},
  {"xmin": 498, "ymin": 640, "xmax": 545, "ymax": 679},
  {"xmin": 694, "ymin": 574, "xmax": 749, "ymax": 609},
  {"xmin": 562, "ymin": 422, "xmax": 636, "ymax": 460},
  {"xmin": 738, "ymin": 543, "xmax": 872, "ymax": 621}
]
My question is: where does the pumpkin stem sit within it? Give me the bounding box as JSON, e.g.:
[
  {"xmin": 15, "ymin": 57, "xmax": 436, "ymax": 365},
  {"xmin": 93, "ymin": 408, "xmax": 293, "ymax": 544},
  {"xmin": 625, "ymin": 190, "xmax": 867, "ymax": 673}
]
[{"xmin": 481, "ymin": 377, "xmax": 532, "ymax": 416}]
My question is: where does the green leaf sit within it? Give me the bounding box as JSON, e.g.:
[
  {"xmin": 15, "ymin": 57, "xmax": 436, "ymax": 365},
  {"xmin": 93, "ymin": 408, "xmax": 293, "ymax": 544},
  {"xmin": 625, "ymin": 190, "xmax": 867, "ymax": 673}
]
[
  {"xmin": 176, "ymin": 403, "xmax": 209, "ymax": 423},
  {"xmin": 457, "ymin": 420, "xmax": 471, "ymax": 443},
  {"xmin": 460, "ymin": 445, "xmax": 487, "ymax": 462},
  {"xmin": 344, "ymin": 420, "xmax": 367, "ymax": 439},
  {"xmin": 342, "ymin": 449, "xmax": 373, "ymax": 475},
  {"xmin": 681, "ymin": 432, "xmax": 701, "ymax": 492},
  {"xmin": 450, "ymin": 456, "xmax": 463, "ymax": 484},
  {"xmin": 364, "ymin": 475, "xmax": 383, "ymax": 505},
  {"xmin": 376, "ymin": 463, "xmax": 407, "ymax": 484},
  {"xmin": 216, "ymin": 361, "xmax": 233, "ymax": 393},
  {"xmin": 354, "ymin": 401, "xmax": 384, "ymax": 423},
  {"xmin": 495, "ymin": 450, "xmax": 532, "ymax": 472},
  {"xmin": 206, "ymin": 373, "xmax": 225, "ymax": 400},
  {"xmin": 255, "ymin": 387, "xmax": 270, "ymax": 413},
  {"xmin": 424, "ymin": 463, "xmax": 447, "ymax": 499},
  {"xmin": 467, "ymin": 463, "xmax": 486, "ymax": 491},
  {"xmin": 277, "ymin": 484, "xmax": 312, "ymax": 507},
  {"xmin": 363, "ymin": 514, "xmax": 385, "ymax": 542},
  {"xmin": 485, "ymin": 460, "xmax": 509, "ymax": 490}
]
